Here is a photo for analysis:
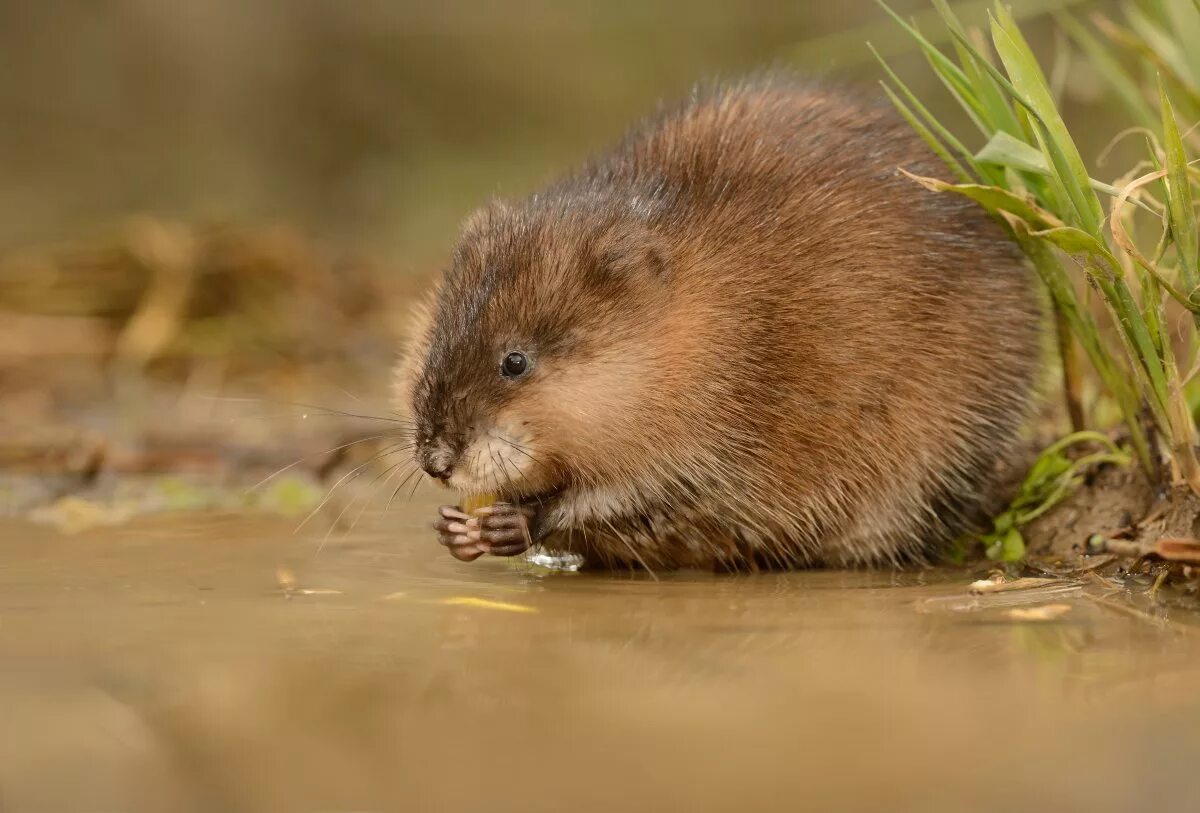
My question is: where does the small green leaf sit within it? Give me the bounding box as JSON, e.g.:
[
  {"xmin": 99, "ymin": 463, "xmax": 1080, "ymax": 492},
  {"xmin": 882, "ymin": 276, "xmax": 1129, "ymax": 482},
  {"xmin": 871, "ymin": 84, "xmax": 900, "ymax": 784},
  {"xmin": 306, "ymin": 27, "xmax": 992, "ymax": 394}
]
[
  {"xmin": 976, "ymin": 131, "xmax": 1157, "ymax": 211},
  {"xmin": 1027, "ymin": 225, "xmax": 1111, "ymax": 257},
  {"xmin": 898, "ymin": 171, "xmax": 1063, "ymax": 228},
  {"xmin": 976, "ymin": 431, "xmax": 1132, "ymax": 561},
  {"xmin": 986, "ymin": 527, "xmax": 1026, "ymax": 562},
  {"xmin": 976, "ymin": 131, "xmax": 1048, "ymax": 173},
  {"xmin": 1000, "ymin": 528, "xmax": 1027, "ymax": 562}
]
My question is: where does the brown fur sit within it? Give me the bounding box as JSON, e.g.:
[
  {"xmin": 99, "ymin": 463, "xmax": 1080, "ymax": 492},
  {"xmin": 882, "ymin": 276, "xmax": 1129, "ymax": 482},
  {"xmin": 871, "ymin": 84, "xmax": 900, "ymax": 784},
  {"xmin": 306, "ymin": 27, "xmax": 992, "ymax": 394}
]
[{"xmin": 397, "ymin": 76, "xmax": 1043, "ymax": 570}]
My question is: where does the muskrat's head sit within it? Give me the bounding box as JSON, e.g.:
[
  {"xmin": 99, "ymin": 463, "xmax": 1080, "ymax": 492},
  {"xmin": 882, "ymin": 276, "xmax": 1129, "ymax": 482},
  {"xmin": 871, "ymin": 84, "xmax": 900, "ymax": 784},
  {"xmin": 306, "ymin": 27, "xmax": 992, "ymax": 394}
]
[{"xmin": 401, "ymin": 198, "xmax": 682, "ymax": 503}]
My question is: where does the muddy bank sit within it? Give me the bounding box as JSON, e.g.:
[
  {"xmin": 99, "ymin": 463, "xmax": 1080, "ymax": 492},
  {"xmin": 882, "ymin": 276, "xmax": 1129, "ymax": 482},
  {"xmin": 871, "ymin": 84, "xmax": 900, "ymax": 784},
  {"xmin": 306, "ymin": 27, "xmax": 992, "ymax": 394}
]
[{"xmin": 1019, "ymin": 457, "xmax": 1200, "ymax": 603}]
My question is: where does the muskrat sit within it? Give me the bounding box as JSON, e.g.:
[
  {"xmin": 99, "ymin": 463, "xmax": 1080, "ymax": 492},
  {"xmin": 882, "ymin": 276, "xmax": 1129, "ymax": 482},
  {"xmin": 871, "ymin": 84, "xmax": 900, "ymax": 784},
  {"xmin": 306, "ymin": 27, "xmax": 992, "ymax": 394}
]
[{"xmin": 396, "ymin": 76, "xmax": 1042, "ymax": 570}]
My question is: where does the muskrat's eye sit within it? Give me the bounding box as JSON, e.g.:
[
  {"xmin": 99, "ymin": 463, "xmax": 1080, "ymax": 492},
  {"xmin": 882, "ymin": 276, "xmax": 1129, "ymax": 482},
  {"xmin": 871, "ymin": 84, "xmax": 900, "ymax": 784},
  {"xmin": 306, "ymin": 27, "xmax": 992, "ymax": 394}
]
[{"xmin": 501, "ymin": 351, "xmax": 530, "ymax": 379}]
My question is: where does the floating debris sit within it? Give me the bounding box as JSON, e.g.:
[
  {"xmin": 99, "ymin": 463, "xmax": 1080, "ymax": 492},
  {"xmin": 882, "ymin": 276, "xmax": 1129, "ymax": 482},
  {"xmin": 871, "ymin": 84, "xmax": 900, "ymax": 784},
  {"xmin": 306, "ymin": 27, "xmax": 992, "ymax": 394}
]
[
  {"xmin": 1155, "ymin": 537, "xmax": 1200, "ymax": 565},
  {"xmin": 969, "ymin": 575, "xmax": 1062, "ymax": 594},
  {"xmin": 274, "ymin": 566, "xmax": 340, "ymax": 597},
  {"xmin": 917, "ymin": 582, "xmax": 1084, "ymax": 614},
  {"xmin": 439, "ymin": 596, "xmax": 537, "ymax": 614},
  {"xmin": 275, "ymin": 566, "xmax": 297, "ymax": 591},
  {"xmin": 1085, "ymin": 535, "xmax": 1144, "ymax": 557}
]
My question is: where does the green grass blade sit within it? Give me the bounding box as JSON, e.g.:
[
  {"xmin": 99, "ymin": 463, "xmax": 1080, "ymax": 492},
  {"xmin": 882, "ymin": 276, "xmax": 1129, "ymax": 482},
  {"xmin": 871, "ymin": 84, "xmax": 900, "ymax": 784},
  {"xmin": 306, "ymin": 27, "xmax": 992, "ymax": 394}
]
[
  {"xmin": 940, "ymin": 25, "xmax": 1080, "ymax": 217},
  {"xmin": 871, "ymin": 44, "xmax": 980, "ymax": 176},
  {"xmin": 1021, "ymin": 240, "xmax": 1153, "ymax": 468},
  {"xmin": 874, "ymin": 2, "xmax": 976, "ymax": 100},
  {"xmin": 932, "ymin": 0, "xmax": 1023, "ymax": 136},
  {"xmin": 1160, "ymin": 78, "xmax": 1200, "ymax": 292},
  {"xmin": 919, "ymin": 44, "xmax": 990, "ymax": 136},
  {"xmin": 1101, "ymin": 273, "xmax": 1171, "ymax": 419},
  {"xmin": 1091, "ymin": 12, "xmax": 1200, "ymax": 118},
  {"xmin": 879, "ymin": 82, "xmax": 974, "ymax": 183},
  {"xmin": 990, "ymin": 6, "xmax": 1105, "ymax": 234}
]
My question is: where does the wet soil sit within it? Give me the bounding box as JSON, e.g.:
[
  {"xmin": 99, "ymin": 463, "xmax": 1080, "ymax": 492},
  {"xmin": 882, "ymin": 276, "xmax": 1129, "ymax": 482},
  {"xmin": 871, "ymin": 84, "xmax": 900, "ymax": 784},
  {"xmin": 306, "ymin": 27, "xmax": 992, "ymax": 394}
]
[{"xmin": 2, "ymin": 498, "xmax": 1200, "ymax": 812}]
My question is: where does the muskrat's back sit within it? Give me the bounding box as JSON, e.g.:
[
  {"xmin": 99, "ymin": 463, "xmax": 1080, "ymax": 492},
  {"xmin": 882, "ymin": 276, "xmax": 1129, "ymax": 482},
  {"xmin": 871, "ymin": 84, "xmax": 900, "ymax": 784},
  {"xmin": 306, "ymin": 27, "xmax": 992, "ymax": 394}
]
[{"xmin": 405, "ymin": 77, "xmax": 1042, "ymax": 570}]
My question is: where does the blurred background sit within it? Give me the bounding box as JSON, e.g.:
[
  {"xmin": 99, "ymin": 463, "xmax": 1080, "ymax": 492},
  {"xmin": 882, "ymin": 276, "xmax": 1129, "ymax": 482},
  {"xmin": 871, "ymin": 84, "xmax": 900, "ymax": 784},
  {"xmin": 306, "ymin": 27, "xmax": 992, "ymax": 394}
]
[{"xmin": 0, "ymin": 0, "xmax": 1111, "ymax": 514}]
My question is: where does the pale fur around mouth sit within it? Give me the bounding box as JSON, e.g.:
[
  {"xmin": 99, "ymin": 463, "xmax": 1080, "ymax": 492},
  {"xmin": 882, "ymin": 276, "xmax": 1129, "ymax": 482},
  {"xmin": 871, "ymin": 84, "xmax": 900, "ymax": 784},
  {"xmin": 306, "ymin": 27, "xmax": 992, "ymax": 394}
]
[{"xmin": 444, "ymin": 423, "xmax": 556, "ymax": 501}]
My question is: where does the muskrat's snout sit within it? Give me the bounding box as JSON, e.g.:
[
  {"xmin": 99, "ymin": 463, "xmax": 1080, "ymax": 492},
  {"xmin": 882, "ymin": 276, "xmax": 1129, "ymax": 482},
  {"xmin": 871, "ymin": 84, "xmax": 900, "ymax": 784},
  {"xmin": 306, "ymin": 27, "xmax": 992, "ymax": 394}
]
[{"xmin": 417, "ymin": 437, "xmax": 458, "ymax": 483}]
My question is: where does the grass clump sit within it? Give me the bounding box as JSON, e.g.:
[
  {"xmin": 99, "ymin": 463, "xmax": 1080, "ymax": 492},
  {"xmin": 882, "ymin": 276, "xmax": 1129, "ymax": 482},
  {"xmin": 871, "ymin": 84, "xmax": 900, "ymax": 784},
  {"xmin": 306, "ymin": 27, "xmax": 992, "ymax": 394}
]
[{"xmin": 875, "ymin": 1, "xmax": 1200, "ymax": 553}]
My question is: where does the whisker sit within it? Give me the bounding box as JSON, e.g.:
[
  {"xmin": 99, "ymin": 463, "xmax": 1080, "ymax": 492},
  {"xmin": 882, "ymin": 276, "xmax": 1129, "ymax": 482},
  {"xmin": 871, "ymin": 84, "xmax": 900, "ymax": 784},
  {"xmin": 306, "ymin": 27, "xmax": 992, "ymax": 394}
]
[
  {"xmin": 495, "ymin": 448, "xmax": 519, "ymax": 492},
  {"xmin": 295, "ymin": 444, "xmax": 408, "ymax": 533},
  {"xmin": 203, "ymin": 395, "xmax": 416, "ymax": 426},
  {"xmin": 314, "ymin": 447, "xmax": 415, "ymax": 548},
  {"xmin": 491, "ymin": 447, "xmax": 542, "ymax": 558},
  {"xmin": 496, "ymin": 436, "xmax": 554, "ymax": 478},
  {"xmin": 493, "ymin": 436, "xmax": 559, "ymax": 556},
  {"xmin": 331, "ymin": 386, "xmax": 414, "ymax": 424},
  {"xmin": 248, "ymin": 432, "xmax": 398, "ymax": 493},
  {"xmin": 349, "ymin": 459, "xmax": 407, "ymax": 532},
  {"xmin": 488, "ymin": 448, "xmax": 508, "ymax": 499},
  {"xmin": 602, "ymin": 516, "xmax": 658, "ymax": 581},
  {"xmin": 318, "ymin": 487, "xmax": 362, "ymax": 553},
  {"xmin": 386, "ymin": 465, "xmax": 423, "ymax": 513},
  {"xmin": 405, "ymin": 464, "xmax": 425, "ymax": 502}
]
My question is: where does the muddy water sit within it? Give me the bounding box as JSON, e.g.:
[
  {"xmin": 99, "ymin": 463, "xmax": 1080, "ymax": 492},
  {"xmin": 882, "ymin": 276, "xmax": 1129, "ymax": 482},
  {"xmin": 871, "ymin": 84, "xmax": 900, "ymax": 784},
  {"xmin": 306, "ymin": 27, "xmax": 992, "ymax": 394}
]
[{"xmin": 1, "ymin": 498, "xmax": 1199, "ymax": 813}]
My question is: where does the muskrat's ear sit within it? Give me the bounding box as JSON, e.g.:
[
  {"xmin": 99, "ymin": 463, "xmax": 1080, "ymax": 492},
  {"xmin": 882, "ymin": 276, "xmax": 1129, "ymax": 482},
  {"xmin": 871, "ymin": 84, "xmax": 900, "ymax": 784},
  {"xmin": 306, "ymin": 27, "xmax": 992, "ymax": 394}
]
[{"xmin": 589, "ymin": 226, "xmax": 671, "ymax": 286}]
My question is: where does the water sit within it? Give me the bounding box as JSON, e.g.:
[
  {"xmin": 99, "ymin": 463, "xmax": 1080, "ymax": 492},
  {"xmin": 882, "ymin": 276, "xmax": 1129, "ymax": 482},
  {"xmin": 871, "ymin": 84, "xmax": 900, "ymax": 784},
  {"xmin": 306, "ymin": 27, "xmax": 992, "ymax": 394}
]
[{"xmin": 2, "ymin": 497, "xmax": 1199, "ymax": 812}]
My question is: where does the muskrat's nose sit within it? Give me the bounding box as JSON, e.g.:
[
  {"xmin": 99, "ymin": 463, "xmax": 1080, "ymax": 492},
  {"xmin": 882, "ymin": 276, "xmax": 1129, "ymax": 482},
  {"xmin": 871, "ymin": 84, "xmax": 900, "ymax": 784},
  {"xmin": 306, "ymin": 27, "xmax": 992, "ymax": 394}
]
[
  {"xmin": 420, "ymin": 442, "xmax": 456, "ymax": 482},
  {"xmin": 422, "ymin": 459, "xmax": 452, "ymax": 481}
]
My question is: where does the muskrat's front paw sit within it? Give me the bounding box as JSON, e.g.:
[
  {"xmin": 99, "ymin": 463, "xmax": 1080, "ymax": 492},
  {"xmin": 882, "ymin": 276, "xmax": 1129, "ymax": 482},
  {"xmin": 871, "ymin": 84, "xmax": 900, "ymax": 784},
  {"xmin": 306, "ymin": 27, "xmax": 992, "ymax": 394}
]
[
  {"xmin": 471, "ymin": 503, "xmax": 537, "ymax": 557},
  {"xmin": 434, "ymin": 505, "xmax": 487, "ymax": 562},
  {"xmin": 433, "ymin": 503, "xmax": 537, "ymax": 561}
]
